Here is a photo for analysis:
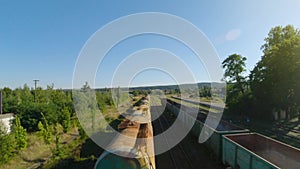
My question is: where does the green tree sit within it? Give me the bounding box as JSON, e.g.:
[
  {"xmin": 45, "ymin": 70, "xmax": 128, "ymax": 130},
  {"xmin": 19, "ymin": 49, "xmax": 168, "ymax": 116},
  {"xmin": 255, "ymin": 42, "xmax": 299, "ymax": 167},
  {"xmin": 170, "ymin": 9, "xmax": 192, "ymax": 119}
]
[
  {"xmin": 0, "ymin": 122, "xmax": 15, "ymax": 165},
  {"xmin": 222, "ymin": 54, "xmax": 252, "ymax": 116},
  {"xmin": 0, "ymin": 135, "xmax": 15, "ymax": 165},
  {"xmin": 20, "ymin": 84, "xmax": 34, "ymax": 103},
  {"xmin": 17, "ymin": 102, "xmax": 58, "ymax": 132},
  {"xmin": 78, "ymin": 123, "xmax": 87, "ymax": 140},
  {"xmin": 2, "ymin": 87, "xmax": 18, "ymax": 113},
  {"xmin": 73, "ymin": 83, "xmax": 97, "ymax": 135},
  {"xmin": 38, "ymin": 113, "xmax": 52, "ymax": 144},
  {"xmin": 60, "ymin": 107, "xmax": 71, "ymax": 133},
  {"xmin": 199, "ymin": 86, "xmax": 212, "ymax": 98},
  {"xmin": 250, "ymin": 25, "xmax": 300, "ymax": 120},
  {"xmin": 37, "ymin": 121, "xmax": 45, "ymax": 138},
  {"xmin": 222, "ymin": 54, "xmax": 247, "ymax": 96},
  {"xmin": 51, "ymin": 123, "xmax": 64, "ymax": 158},
  {"xmin": 14, "ymin": 116, "xmax": 28, "ymax": 150},
  {"xmin": 132, "ymin": 90, "xmax": 139, "ymax": 97}
]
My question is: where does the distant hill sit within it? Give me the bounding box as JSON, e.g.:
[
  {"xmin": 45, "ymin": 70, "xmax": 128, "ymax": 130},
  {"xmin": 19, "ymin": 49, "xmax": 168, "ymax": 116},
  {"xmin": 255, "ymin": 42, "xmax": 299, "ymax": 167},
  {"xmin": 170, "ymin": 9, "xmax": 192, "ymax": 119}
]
[
  {"xmin": 128, "ymin": 82, "xmax": 224, "ymax": 91},
  {"xmin": 94, "ymin": 82, "xmax": 224, "ymax": 91},
  {"xmin": 67, "ymin": 82, "xmax": 225, "ymax": 92}
]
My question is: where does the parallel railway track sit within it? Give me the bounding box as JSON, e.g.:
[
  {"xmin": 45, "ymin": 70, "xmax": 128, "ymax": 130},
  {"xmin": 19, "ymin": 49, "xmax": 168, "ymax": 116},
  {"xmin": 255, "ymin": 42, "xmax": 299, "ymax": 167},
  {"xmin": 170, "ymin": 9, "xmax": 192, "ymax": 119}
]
[{"xmin": 152, "ymin": 106, "xmax": 195, "ymax": 169}]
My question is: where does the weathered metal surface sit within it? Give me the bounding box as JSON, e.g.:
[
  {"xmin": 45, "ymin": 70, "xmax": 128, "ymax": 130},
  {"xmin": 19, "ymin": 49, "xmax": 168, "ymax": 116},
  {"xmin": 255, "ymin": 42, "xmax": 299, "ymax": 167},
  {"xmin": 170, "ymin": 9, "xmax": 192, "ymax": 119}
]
[
  {"xmin": 95, "ymin": 153, "xmax": 143, "ymax": 169},
  {"xmin": 95, "ymin": 96, "xmax": 155, "ymax": 169},
  {"xmin": 223, "ymin": 133, "xmax": 300, "ymax": 169}
]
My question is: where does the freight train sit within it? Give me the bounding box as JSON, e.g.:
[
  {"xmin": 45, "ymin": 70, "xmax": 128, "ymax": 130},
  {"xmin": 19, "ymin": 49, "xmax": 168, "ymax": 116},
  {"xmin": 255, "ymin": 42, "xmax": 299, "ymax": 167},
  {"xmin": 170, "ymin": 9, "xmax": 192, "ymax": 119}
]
[
  {"xmin": 165, "ymin": 98, "xmax": 300, "ymax": 169},
  {"xmin": 95, "ymin": 96, "xmax": 155, "ymax": 169}
]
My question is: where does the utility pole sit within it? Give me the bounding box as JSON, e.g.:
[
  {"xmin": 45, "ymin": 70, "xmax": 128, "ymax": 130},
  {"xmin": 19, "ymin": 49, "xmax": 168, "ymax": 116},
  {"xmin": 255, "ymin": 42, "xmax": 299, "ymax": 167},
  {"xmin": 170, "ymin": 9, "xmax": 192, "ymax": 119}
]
[{"xmin": 33, "ymin": 79, "xmax": 39, "ymax": 102}]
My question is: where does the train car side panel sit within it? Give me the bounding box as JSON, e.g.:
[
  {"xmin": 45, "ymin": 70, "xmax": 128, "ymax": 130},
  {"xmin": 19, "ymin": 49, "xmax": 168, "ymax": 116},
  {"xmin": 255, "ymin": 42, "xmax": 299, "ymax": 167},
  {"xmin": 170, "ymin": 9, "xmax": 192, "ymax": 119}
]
[{"xmin": 222, "ymin": 133, "xmax": 298, "ymax": 169}]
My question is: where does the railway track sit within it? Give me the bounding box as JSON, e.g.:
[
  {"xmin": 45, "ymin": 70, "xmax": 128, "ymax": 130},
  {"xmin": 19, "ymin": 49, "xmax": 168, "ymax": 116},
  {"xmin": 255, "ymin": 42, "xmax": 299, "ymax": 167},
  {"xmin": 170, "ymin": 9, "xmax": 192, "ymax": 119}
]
[
  {"xmin": 160, "ymin": 114, "xmax": 195, "ymax": 169},
  {"xmin": 153, "ymin": 115, "xmax": 177, "ymax": 168},
  {"xmin": 152, "ymin": 107, "xmax": 195, "ymax": 169},
  {"xmin": 152, "ymin": 107, "xmax": 226, "ymax": 169},
  {"xmin": 275, "ymin": 123, "xmax": 300, "ymax": 135}
]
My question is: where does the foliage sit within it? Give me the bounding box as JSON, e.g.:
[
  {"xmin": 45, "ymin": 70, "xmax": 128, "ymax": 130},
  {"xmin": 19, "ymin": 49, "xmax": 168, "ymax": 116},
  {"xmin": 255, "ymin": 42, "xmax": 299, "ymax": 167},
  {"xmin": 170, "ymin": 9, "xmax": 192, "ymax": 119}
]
[
  {"xmin": 73, "ymin": 84, "xmax": 97, "ymax": 133},
  {"xmin": 222, "ymin": 54, "xmax": 251, "ymax": 115},
  {"xmin": 37, "ymin": 121, "xmax": 45, "ymax": 137},
  {"xmin": 60, "ymin": 107, "xmax": 71, "ymax": 133},
  {"xmin": 199, "ymin": 86, "xmax": 212, "ymax": 98},
  {"xmin": 51, "ymin": 124, "xmax": 64, "ymax": 159},
  {"xmin": 131, "ymin": 90, "xmax": 150, "ymax": 97},
  {"xmin": 13, "ymin": 116, "xmax": 28, "ymax": 150},
  {"xmin": 38, "ymin": 113, "xmax": 52, "ymax": 144},
  {"xmin": 0, "ymin": 122, "xmax": 16, "ymax": 165},
  {"xmin": 0, "ymin": 82, "xmax": 119, "ymax": 165},
  {"xmin": 221, "ymin": 25, "xmax": 300, "ymax": 121},
  {"xmin": 250, "ymin": 25, "xmax": 300, "ymax": 120},
  {"xmin": 16, "ymin": 102, "xmax": 58, "ymax": 132},
  {"xmin": 0, "ymin": 86, "xmax": 74, "ymax": 132},
  {"xmin": 0, "ymin": 121, "xmax": 8, "ymax": 134},
  {"xmin": 222, "ymin": 53, "xmax": 247, "ymax": 96},
  {"xmin": 0, "ymin": 133, "xmax": 15, "ymax": 165},
  {"xmin": 78, "ymin": 124, "xmax": 87, "ymax": 140}
]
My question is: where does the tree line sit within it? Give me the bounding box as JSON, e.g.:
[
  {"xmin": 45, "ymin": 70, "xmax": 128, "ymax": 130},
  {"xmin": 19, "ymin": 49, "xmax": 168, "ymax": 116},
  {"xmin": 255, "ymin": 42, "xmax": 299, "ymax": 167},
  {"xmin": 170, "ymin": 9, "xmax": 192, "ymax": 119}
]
[
  {"xmin": 222, "ymin": 25, "xmax": 300, "ymax": 122},
  {"xmin": 0, "ymin": 83, "xmax": 116, "ymax": 164}
]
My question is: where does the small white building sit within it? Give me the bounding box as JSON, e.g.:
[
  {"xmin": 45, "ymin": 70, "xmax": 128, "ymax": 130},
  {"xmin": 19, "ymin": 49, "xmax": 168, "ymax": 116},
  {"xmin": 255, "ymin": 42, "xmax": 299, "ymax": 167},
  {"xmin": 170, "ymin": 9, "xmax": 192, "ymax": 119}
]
[{"xmin": 0, "ymin": 113, "xmax": 14, "ymax": 134}]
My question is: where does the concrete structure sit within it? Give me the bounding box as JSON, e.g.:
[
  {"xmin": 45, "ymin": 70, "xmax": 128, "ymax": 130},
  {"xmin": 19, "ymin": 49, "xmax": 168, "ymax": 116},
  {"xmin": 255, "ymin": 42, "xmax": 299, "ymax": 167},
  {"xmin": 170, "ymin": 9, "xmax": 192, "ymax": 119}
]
[{"xmin": 0, "ymin": 113, "xmax": 14, "ymax": 133}]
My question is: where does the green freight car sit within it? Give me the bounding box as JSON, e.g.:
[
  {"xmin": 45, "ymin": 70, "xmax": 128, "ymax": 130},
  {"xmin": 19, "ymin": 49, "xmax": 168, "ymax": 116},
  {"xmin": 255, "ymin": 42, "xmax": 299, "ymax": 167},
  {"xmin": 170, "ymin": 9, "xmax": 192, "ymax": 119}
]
[
  {"xmin": 165, "ymin": 99, "xmax": 249, "ymax": 159},
  {"xmin": 222, "ymin": 133, "xmax": 300, "ymax": 169},
  {"xmin": 193, "ymin": 119, "xmax": 248, "ymax": 159}
]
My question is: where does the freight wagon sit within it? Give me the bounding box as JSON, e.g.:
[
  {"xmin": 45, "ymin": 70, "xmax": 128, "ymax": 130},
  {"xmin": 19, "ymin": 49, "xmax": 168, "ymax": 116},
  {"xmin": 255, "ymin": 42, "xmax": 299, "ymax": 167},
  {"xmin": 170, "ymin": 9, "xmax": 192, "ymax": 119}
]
[
  {"xmin": 165, "ymin": 98, "xmax": 248, "ymax": 159},
  {"xmin": 165, "ymin": 98, "xmax": 300, "ymax": 169},
  {"xmin": 95, "ymin": 97, "xmax": 155, "ymax": 169},
  {"xmin": 222, "ymin": 133, "xmax": 300, "ymax": 169}
]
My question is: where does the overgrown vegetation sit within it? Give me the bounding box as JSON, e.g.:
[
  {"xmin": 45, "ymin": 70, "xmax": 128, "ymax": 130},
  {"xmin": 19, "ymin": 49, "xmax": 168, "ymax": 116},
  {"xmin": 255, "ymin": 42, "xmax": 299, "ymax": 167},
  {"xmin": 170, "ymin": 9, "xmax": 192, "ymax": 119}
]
[
  {"xmin": 0, "ymin": 82, "xmax": 118, "ymax": 168},
  {"xmin": 14, "ymin": 116, "xmax": 28, "ymax": 150},
  {"xmin": 0, "ymin": 127, "xmax": 15, "ymax": 165}
]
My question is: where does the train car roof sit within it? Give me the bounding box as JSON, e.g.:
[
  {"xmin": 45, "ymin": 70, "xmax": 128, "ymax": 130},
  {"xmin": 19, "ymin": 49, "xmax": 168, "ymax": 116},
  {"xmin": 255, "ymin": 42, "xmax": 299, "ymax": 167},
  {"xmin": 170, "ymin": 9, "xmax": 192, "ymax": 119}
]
[{"xmin": 95, "ymin": 153, "xmax": 143, "ymax": 169}]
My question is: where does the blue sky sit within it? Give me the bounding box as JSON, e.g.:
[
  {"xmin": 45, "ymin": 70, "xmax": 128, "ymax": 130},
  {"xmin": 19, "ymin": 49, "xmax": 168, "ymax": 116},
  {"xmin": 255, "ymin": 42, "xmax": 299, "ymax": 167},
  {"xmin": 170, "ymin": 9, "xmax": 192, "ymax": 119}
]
[{"xmin": 1, "ymin": 0, "xmax": 300, "ymax": 89}]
